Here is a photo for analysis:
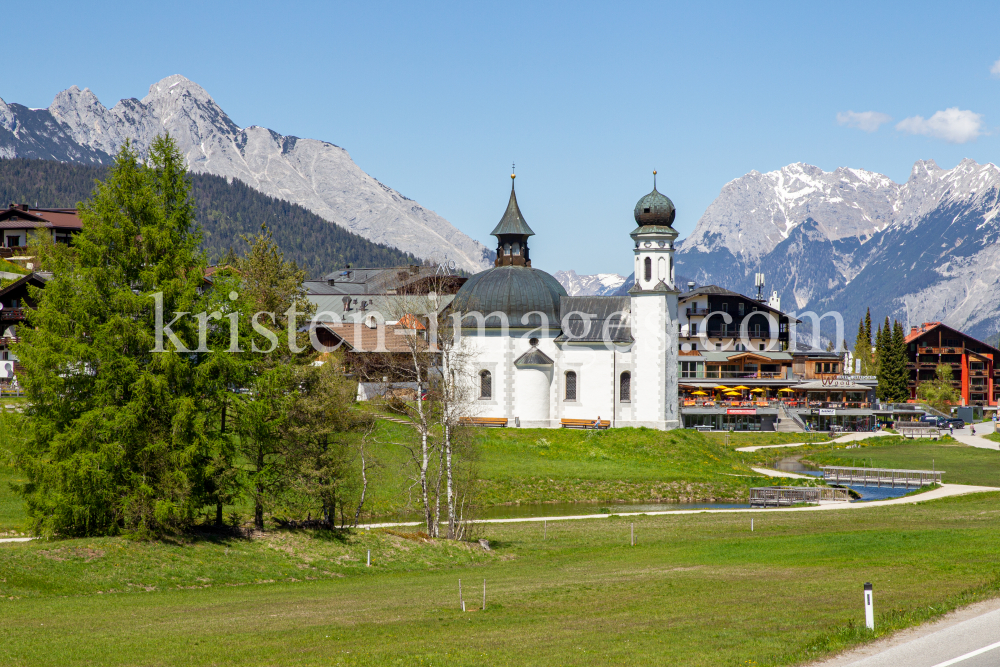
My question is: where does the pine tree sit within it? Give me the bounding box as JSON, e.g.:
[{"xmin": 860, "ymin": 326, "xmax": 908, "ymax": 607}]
[
  {"xmin": 891, "ymin": 320, "xmax": 910, "ymax": 402},
  {"xmin": 874, "ymin": 319, "xmax": 889, "ymax": 401},
  {"xmin": 13, "ymin": 137, "xmax": 208, "ymax": 537},
  {"xmin": 852, "ymin": 316, "xmax": 867, "ymax": 375},
  {"xmin": 862, "ymin": 308, "xmax": 873, "ymax": 373}
]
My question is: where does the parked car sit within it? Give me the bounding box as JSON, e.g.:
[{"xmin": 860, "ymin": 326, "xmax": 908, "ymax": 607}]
[{"xmin": 920, "ymin": 415, "xmax": 965, "ymax": 429}]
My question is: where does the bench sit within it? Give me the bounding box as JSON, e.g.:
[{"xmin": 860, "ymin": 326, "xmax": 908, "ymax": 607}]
[
  {"xmin": 458, "ymin": 417, "xmax": 508, "ymax": 428},
  {"xmin": 561, "ymin": 418, "xmax": 610, "ymax": 430},
  {"xmin": 694, "ymin": 425, "xmax": 713, "ymax": 432}
]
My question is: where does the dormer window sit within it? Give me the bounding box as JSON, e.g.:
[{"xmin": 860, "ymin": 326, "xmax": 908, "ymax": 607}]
[{"xmin": 644, "ymin": 207, "xmax": 650, "ymax": 214}]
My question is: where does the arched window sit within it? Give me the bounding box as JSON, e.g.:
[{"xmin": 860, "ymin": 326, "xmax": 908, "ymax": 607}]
[
  {"xmin": 504, "ymin": 243, "xmax": 511, "ymax": 256},
  {"xmin": 620, "ymin": 371, "xmax": 631, "ymax": 402},
  {"xmin": 512, "ymin": 242, "xmax": 520, "ymax": 256},
  {"xmin": 564, "ymin": 371, "xmax": 577, "ymax": 401},
  {"xmin": 644, "ymin": 257, "xmax": 652, "ymax": 282},
  {"xmin": 657, "ymin": 256, "xmax": 666, "ymax": 281},
  {"xmin": 479, "ymin": 370, "xmax": 492, "ymax": 399}
]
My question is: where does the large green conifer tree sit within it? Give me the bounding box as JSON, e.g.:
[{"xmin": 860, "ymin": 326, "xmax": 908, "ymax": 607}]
[{"xmin": 14, "ymin": 137, "xmax": 208, "ymax": 536}]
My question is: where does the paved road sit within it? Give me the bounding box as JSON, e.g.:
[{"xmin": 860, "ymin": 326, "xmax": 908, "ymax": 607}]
[
  {"xmin": 952, "ymin": 420, "xmax": 998, "ymax": 450},
  {"xmin": 814, "ymin": 600, "xmax": 1000, "ymax": 667},
  {"xmin": 750, "ymin": 466, "xmax": 814, "ymax": 479},
  {"xmin": 736, "ymin": 433, "xmax": 897, "ymax": 452}
]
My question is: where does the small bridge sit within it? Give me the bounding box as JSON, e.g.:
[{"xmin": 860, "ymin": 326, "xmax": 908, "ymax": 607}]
[
  {"xmin": 749, "ymin": 486, "xmax": 850, "ymax": 507},
  {"xmin": 821, "ymin": 466, "xmax": 943, "ymax": 488}
]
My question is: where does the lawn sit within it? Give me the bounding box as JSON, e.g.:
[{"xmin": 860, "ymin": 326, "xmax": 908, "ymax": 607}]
[
  {"xmin": 2, "ymin": 492, "xmax": 1000, "ymax": 666},
  {"xmin": 802, "ymin": 436, "xmax": 1000, "ymax": 488}
]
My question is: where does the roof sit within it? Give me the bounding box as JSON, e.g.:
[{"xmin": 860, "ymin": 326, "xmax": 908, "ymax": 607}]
[
  {"xmin": 0, "ymin": 271, "xmax": 52, "ymax": 300},
  {"xmin": 904, "ymin": 321, "xmax": 1000, "ymax": 354},
  {"xmin": 307, "ymin": 293, "xmax": 455, "ymax": 322},
  {"xmin": 489, "ymin": 182, "xmax": 535, "ymax": 237},
  {"xmin": 555, "ymin": 296, "xmax": 632, "ymax": 343},
  {"xmin": 680, "ymin": 284, "xmax": 800, "ymax": 322},
  {"xmin": 514, "ymin": 347, "xmax": 554, "ymax": 366},
  {"xmin": 313, "ymin": 322, "xmax": 425, "ymax": 354},
  {"xmin": 697, "ymin": 350, "xmax": 794, "ymax": 362},
  {"xmin": 451, "ymin": 265, "xmax": 565, "ymax": 328},
  {"xmin": 0, "ymin": 206, "xmax": 82, "ymax": 230},
  {"xmin": 307, "ymin": 265, "xmax": 459, "ymax": 296}
]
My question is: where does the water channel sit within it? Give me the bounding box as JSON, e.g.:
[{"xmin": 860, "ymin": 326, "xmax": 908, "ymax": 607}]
[
  {"xmin": 773, "ymin": 456, "xmax": 921, "ymax": 502},
  {"xmin": 374, "ymin": 458, "xmax": 920, "ymax": 524}
]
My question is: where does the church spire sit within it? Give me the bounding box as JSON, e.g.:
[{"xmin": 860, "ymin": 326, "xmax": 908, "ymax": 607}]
[{"xmin": 491, "ymin": 172, "xmax": 534, "ymax": 267}]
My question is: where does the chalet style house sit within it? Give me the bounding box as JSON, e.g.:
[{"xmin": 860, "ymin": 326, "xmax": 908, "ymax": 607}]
[
  {"xmin": 905, "ymin": 322, "xmax": 1000, "ymax": 407},
  {"xmin": 0, "ymin": 272, "xmax": 51, "ymax": 379},
  {"xmin": 676, "ymin": 283, "xmax": 875, "ymax": 432},
  {"xmin": 0, "ymin": 204, "xmax": 82, "ymax": 256}
]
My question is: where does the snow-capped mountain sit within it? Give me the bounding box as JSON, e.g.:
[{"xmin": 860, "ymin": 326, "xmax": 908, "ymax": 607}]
[
  {"xmin": 676, "ymin": 159, "xmax": 1000, "ymax": 339},
  {"xmin": 0, "ymin": 75, "xmax": 493, "ymax": 273},
  {"xmin": 554, "ymin": 270, "xmax": 626, "ymax": 297}
]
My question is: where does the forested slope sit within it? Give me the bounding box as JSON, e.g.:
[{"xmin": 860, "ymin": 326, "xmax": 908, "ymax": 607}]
[{"xmin": 0, "ymin": 158, "xmax": 419, "ymax": 277}]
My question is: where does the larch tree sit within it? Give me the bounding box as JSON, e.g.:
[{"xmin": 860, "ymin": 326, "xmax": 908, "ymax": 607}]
[{"xmin": 14, "ymin": 136, "xmax": 207, "ymax": 537}]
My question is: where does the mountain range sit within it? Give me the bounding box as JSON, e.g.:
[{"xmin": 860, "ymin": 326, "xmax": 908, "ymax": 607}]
[
  {"xmin": 0, "ymin": 75, "xmax": 492, "ymax": 273},
  {"xmin": 553, "ymin": 270, "xmax": 626, "ymax": 297},
  {"xmin": 609, "ymin": 159, "xmax": 1000, "ymax": 341}
]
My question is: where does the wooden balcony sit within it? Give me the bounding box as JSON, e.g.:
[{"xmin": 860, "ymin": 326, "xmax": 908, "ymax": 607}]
[{"xmin": 0, "ymin": 308, "xmax": 26, "ymax": 321}]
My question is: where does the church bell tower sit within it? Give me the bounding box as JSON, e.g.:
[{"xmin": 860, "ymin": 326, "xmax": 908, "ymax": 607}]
[{"xmin": 628, "ymin": 171, "xmax": 680, "ymax": 430}]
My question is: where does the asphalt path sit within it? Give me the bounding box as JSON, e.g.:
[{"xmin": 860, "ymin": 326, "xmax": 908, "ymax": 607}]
[{"xmin": 812, "ymin": 599, "xmax": 1000, "ymax": 667}]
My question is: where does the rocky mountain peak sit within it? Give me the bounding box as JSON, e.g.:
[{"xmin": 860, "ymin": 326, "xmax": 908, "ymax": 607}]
[{"xmin": 0, "ymin": 76, "xmax": 493, "ymax": 272}]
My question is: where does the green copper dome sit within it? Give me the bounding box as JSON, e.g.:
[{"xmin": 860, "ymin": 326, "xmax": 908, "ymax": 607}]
[
  {"xmin": 634, "ymin": 184, "xmax": 676, "ymax": 227},
  {"xmin": 451, "ymin": 265, "xmax": 567, "ymax": 327}
]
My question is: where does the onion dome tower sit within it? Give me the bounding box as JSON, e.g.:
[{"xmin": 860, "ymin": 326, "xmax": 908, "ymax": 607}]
[
  {"xmin": 491, "ymin": 174, "xmax": 534, "ymax": 267},
  {"xmin": 629, "ymin": 171, "xmax": 679, "ymax": 293},
  {"xmin": 628, "ymin": 170, "xmax": 679, "ymax": 431}
]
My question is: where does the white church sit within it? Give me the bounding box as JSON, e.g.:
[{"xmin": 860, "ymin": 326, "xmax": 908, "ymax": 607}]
[{"xmin": 450, "ymin": 173, "xmax": 680, "ymax": 429}]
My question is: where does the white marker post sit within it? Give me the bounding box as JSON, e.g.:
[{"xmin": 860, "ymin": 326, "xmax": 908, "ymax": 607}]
[
  {"xmin": 751, "ymin": 518, "xmax": 754, "ymax": 532},
  {"xmin": 459, "ymin": 579, "xmax": 463, "ymax": 611},
  {"xmin": 367, "ymin": 550, "xmax": 371, "ymax": 567},
  {"xmin": 864, "ymin": 582, "xmax": 874, "ymax": 630}
]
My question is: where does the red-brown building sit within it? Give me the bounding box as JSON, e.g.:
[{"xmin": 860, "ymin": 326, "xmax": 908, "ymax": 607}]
[
  {"xmin": 904, "ymin": 322, "xmax": 1000, "ymax": 407},
  {"xmin": 0, "ymin": 204, "xmax": 82, "ymax": 255}
]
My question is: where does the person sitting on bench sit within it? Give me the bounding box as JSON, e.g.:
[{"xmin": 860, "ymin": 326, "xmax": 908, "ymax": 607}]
[{"xmin": 593, "ymin": 416, "xmax": 601, "ymax": 429}]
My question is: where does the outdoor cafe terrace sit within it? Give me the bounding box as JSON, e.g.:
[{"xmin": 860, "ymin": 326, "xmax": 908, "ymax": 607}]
[{"xmin": 680, "ymin": 380, "xmax": 873, "ymax": 410}]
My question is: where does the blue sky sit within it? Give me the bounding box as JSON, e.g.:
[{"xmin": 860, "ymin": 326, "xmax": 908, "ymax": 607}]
[{"xmin": 5, "ymin": 0, "xmax": 999, "ymax": 275}]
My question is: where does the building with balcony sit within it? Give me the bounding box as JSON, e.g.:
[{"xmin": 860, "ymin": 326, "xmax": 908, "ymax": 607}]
[
  {"xmin": 904, "ymin": 322, "xmax": 999, "ymax": 407},
  {"xmin": 0, "ymin": 204, "xmax": 82, "ymax": 257}
]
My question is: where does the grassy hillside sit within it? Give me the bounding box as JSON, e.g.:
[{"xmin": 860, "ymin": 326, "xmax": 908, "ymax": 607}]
[
  {"xmin": 1, "ymin": 493, "xmax": 999, "ymax": 666},
  {"xmin": 0, "ymin": 158, "xmax": 419, "ymax": 277}
]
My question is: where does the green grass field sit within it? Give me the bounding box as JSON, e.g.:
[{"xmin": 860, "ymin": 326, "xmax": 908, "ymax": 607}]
[
  {"xmin": 802, "ymin": 436, "xmax": 1000, "ymax": 488},
  {"xmin": 2, "ymin": 492, "xmax": 1000, "ymax": 666}
]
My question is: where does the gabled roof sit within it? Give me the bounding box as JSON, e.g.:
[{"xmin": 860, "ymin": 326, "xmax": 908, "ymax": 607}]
[
  {"xmin": 905, "ymin": 321, "xmax": 1000, "ymax": 354},
  {"xmin": 680, "ymin": 284, "xmax": 800, "ymax": 322},
  {"xmin": 490, "ymin": 183, "xmax": 535, "ymax": 237},
  {"xmin": 0, "ymin": 206, "xmax": 82, "ymax": 230},
  {"xmin": 514, "ymin": 347, "xmax": 554, "ymax": 366},
  {"xmin": 0, "ymin": 271, "xmax": 51, "ymax": 300},
  {"xmin": 313, "ymin": 322, "xmax": 425, "ymax": 353}
]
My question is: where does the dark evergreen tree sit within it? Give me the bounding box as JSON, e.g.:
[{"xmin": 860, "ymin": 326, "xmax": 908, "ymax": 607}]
[
  {"xmin": 890, "ymin": 320, "xmax": 910, "ymax": 402},
  {"xmin": 13, "ymin": 137, "xmax": 207, "ymax": 537}
]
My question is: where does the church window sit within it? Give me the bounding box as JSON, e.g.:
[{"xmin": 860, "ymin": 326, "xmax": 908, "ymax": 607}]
[
  {"xmin": 513, "ymin": 242, "xmax": 520, "ymax": 255},
  {"xmin": 529, "ymin": 337, "xmax": 539, "ymax": 346},
  {"xmin": 644, "ymin": 257, "xmax": 651, "ymax": 282},
  {"xmin": 564, "ymin": 371, "xmax": 577, "ymax": 401},
  {"xmin": 658, "ymin": 257, "xmax": 666, "ymax": 281},
  {"xmin": 479, "ymin": 370, "xmax": 492, "ymax": 399},
  {"xmin": 504, "ymin": 243, "xmax": 510, "ymax": 255},
  {"xmin": 644, "ymin": 207, "xmax": 650, "ymax": 213},
  {"xmin": 620, "ymin": 371, "xmax": 631, "ymax": 402}
]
